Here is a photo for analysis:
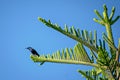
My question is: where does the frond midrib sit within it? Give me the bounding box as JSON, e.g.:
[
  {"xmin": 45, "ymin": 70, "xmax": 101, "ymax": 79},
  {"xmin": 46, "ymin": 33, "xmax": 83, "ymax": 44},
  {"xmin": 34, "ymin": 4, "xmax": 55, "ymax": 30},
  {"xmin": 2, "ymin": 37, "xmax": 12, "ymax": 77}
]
[{"xmin": 31, "ymin": 55, "xmax": 107, "ymax": 69}]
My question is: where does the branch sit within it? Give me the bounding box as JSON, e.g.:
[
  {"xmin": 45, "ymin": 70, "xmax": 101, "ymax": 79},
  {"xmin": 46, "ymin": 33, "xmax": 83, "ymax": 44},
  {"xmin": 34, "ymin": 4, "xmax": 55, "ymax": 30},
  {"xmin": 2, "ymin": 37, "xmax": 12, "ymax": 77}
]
[
  {"xmin": 94, "ymin": 4, "xmax": 120, "ymax": 55},
  {"xmin": 38, "ymin": 17, "xmax": 98, "ymax": 53},
  {"xmin": 31, "ymin": 55, "xmax": 107, "ymax": 69}
]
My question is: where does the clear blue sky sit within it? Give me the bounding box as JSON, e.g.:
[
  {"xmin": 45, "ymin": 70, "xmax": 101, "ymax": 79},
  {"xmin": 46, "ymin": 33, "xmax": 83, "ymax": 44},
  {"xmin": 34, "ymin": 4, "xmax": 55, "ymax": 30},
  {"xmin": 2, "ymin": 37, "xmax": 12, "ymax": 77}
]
[{"xmin": 0, "ymin": 0, "xmax": 120, "ymax": 80}]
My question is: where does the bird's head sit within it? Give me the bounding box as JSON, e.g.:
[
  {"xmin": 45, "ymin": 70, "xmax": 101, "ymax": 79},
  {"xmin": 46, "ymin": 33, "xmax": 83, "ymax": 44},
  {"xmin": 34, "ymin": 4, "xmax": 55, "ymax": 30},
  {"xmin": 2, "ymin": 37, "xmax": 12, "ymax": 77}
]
[{"xmin": 26, "ymin": 47, "xmax": 33, "ymax": 51}]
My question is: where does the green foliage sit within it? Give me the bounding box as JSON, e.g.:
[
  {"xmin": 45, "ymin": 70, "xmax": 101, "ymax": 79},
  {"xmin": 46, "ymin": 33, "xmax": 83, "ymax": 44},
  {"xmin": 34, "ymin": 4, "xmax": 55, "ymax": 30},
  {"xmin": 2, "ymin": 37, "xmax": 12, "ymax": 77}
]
[
  {"xmin": 78, "ymin": 69, "xmax": 94, "ymax": 80},
  {"xmin": 29, "ymin": 4, "xmax": 120, "ymax": 80},
  {"xmin": 31, "ymin": 43, "xmax": 100, "ymax": 68},
  {"xmin": 38, "ymin": 17, "xmax": 98, "ymax": 53}
]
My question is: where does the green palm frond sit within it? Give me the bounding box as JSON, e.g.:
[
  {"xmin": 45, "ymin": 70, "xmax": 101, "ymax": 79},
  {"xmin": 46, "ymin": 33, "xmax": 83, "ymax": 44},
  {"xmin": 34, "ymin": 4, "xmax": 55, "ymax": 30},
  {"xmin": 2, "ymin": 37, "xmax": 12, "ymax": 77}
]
[
  {"xmin": 38, "ymin": 17, "xmax": 98, "ymax": 53},
  {"xmin": 31, "ymin": 43, "xmax": 104, "ymax": 68}
]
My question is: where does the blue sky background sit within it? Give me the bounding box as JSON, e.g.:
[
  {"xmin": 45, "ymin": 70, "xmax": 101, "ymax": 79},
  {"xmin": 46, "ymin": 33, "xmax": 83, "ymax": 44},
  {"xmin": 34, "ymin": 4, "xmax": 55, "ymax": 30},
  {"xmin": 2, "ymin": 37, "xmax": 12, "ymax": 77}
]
[{"xmin": 0, "ymin": 0, "xmax": 120, "ymax": 80}]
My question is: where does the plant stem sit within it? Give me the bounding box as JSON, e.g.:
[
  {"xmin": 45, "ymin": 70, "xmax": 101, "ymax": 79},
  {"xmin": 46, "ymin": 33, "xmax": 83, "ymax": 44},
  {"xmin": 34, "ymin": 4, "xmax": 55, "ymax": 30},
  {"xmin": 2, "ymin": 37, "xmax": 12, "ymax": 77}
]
[
  {"xmin": 105, "ymin": 23, "xmax": 115, "ymax": 55},
  {"xmin": 31, "ymin": 55, "xmax": 107, "ymax": 69},
  {"xmin": 105, "ymin": 23, "xmax": 114, "ymax": 46}
]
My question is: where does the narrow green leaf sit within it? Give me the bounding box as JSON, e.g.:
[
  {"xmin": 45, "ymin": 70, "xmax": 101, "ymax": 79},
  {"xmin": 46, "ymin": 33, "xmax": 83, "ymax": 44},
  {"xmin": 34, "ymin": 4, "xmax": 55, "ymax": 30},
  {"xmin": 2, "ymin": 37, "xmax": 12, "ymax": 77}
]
[
  {"xmin": 47, "ymin": 54, "xmax": 51, "ymax": 59},
  {"xmin": 84, "ymin": 30, "xmax": 88, "ymax": 41},
  {"xmin": 90, "ymin": 50, "xmax": 97, "ymax": 60},
  {"xmin": 81, "ymin": 30, "xmax": 85, "ymax": 40},
  {"xmin": 77, "ymin": 29, "xmax": 81, "ymax": 38},
  {"xmin": 52, "ymin": 53, "xmax": 57, "ymax": 59},
  {"xmin": 69, "ymin": 48, "xmax": 75, "ymax": 60},
  {"xmin": 65, "ymin": 48, "xmax": 70, "ymax": 60},
  {"xmin": 74, "ymin": 45, "xmax": 81, "ymax": 61},
  {"xmin": 89, "ymin": 31, "xmax": 93, "ymax": 44},
  {"xmin": 109, "ymin": 6, "xmax": 115, "ymax": 21},
  {"xmin": 72, "ymin": 26, "xmax": 79, "ymax": 37},
  {"xmin": 70, "ymin": 27, "xmax": 73, "ymax": 34},
  {"xmin": 40, "ymin": 61, "xmax": 45, "ymax": 65},
  {"xmin": 62, "ymin": 49, "xmax": 65, "ymax": 59},
  {"xmin": 94, "ymin": 30, "xmax": 97, "ymax": 48},
  {"xmin": 103, "ymin": 4, "xmax": 109, "ymax": 22},
  {"xmin": 94, "ymin": 10, "xmax": 105, "ymax": 22},
  {"xmin": 57, "ymin": 50, "xmax": 61, "ymax": 59},
  {"xmin": 99, "ymin": 39, "xmax": 102, "ymax": 47},
  {"xmin": 111, "ymin": 16, "xmax": 120, "ymax": 25},
  {"xmin": 48, "ymin": 19, "xmax": 51, "ymax": 24},
  {"xmin": 64, "ymin": 24, "xmax": 69, "ymax": 32},
  {"xmin": 93, "ymin": 18, "xmax": 105, "ymax": 26},
  {"xmin": 118, "ymin": 38, "xmax": 120, "ymax": 51},
  {"xmin": 55, "ymin": 23, "xmax": 61, "ymax": 29},
  {"xmin": 102, "ymin": 33, "xmax": 117, "ymax": 51},
  {"xmin": 78, "ymin": 70, "xmax": 94, "ymax": 80},
  {"xmin": 103, "ymin": 40, "xmax": 106, "ymax": 50}
]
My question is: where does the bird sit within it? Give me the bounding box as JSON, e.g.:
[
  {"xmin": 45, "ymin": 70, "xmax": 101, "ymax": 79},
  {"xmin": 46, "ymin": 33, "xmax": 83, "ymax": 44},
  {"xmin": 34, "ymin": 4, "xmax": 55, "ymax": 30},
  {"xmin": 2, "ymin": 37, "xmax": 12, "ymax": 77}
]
[{"xmin": 26, "ymin": 47, "xmax": 40, "ymax": 56}]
